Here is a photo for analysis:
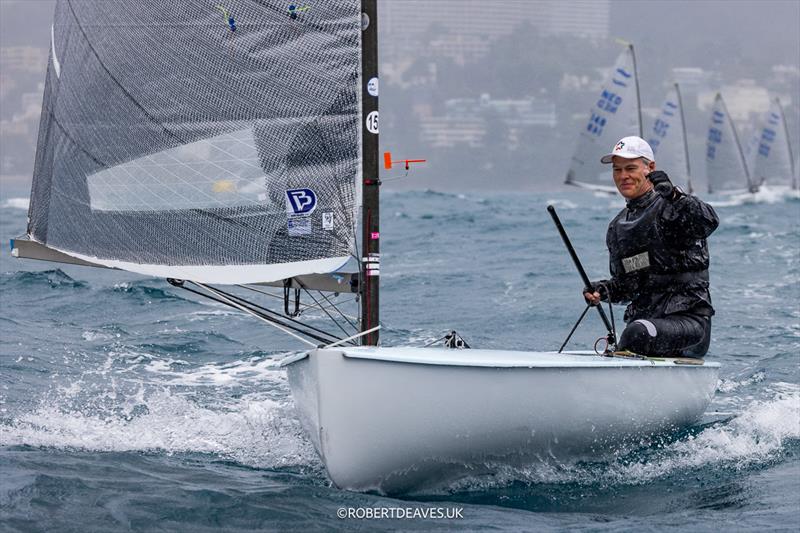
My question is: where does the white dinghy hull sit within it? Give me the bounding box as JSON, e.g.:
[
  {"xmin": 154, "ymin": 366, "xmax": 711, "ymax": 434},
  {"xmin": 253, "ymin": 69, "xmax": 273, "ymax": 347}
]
[{"xmin": 284, "ymin": 347, "xmax": 719, "ymax": 493}]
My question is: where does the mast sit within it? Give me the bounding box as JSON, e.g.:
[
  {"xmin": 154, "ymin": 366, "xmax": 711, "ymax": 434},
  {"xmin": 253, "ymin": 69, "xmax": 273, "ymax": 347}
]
[
  {"xmin": 630, "ymin": 44, "xmax": 643, "ymax": 137},
  {"xmin": 719, "ymin": 94, "xmax": 754, "ymax": 192},
  {"xmin": 674, "ymin": 82, "xmax": 693, "ymax": 193},
  {"xmin": 360, "ymin": 0, "xmax": 380, "ymax": 345}
]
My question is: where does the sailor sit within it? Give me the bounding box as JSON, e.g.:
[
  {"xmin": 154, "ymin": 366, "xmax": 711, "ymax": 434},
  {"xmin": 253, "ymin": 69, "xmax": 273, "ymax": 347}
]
[{"xmin": 583, "ymin": 136, "xmax": 719, "ymax": 358}]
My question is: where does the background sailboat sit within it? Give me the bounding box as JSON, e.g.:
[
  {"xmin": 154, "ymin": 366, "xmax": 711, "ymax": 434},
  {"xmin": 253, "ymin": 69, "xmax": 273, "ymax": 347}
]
[
  {"xmin": 751, "ymin": 97, "xmax": 797, "ymax": 191},
  {"xmin": 705, "ymin": 92, "xmax": 754, "ymax": 193},
  {"xmin": 647, "ymin": 83, "xmax": 693, "ymax": 193},
  {"xmin": 565, "ymin": 42, "xmax": 642, "ymax": 192}
]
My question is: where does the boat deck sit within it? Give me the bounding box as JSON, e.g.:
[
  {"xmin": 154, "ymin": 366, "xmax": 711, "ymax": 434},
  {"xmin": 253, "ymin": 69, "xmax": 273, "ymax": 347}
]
[{"xmin": 294, "ymin": 346, "xmax": 721, "ymax": 369}]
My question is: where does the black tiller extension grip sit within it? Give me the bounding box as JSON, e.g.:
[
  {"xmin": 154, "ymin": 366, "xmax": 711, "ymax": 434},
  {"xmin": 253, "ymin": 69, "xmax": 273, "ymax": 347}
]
[{"xmin": 547, "ymin": 205, "xmax": 616, "ymax": 341}]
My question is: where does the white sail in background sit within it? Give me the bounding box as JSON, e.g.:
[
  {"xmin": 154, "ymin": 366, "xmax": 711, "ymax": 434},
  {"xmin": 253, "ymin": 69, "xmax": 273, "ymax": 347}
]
[
  {"xmin": 565, "ymin": 44, "xmax": 642, "ymax": 191},
  {"xmin": 752, "ymin": 98, "xmax": 796, "ymax": 190},
  {"xmin": 647, "ymin": 83, "xmax": 692, "ymax": 192},
  {"xmin": 705, "ymin": 93, "xmax": 752, "ymax": 193}
]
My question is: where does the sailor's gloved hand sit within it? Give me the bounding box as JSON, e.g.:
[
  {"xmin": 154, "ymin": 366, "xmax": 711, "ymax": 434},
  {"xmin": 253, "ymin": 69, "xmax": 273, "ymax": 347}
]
[
  {"xmin": 583, "ymin": 281, "xmax": 608, "ymax": 306},
  {"xmin": 647, "ymin": 170, "xmax": 674, "ymax": 199}
]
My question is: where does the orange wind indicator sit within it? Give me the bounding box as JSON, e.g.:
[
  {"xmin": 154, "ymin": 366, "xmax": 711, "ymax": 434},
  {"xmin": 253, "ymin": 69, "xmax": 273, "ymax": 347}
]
[{"xmin": 383, "ymin": 151, "xmax": 426, "ymax": 171}]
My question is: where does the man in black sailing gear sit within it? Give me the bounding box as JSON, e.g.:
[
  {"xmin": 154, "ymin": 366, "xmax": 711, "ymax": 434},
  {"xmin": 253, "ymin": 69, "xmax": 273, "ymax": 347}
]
[{"xmin": 583, "ymin": 136, "xmax": 719, "ymax": 358}]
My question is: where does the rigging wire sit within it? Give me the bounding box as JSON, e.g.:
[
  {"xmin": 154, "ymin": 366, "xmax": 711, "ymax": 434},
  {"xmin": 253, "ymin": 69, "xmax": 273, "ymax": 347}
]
[
  {"xmin": 169, "ymin": 279, "xmax": 350, "ymax": 346},
  {"xmin": 299, "ymin": 280, "xmax": 359, "ymax": 332},
  {"xmin": 322, "ymin": 325, "xmax": 381, "ymax": 349},
  {"xmin": 206, "ymin": 283, "xmax": 354, "ymax": 345},
  {"xmin": 297, "ymin": 283, "xmax": 358, "ymax": 338},
  {"xmin": 597, "ymin": 281, "xmax": 617, "ymax": 353},
  {"xmin": 238, "ymin": 284, "xmax": 358, "ymax": 320},
  {"xmin": 189, "ymin": 281, "xmax": 316, "ymax": 347}
]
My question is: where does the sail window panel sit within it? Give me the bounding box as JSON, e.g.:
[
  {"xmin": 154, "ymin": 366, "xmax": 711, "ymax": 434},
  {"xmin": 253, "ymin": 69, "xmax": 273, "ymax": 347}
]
[
  {"xmin": 28, "ymin": 0, "xmax": 362, "ymax": 283},
  {"xmin": 86, "ymin": 128, "xmax": 274, "ymax": 212}
]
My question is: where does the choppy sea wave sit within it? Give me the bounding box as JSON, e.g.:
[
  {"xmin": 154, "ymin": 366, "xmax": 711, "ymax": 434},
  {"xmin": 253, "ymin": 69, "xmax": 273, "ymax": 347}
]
[
  {"xmin": 2, "ymin": 197, "xmax": 29, "ymax": 210},
  {"xmin": 2, "ymin": 190, "xmax": 799, "ymax": 530}
]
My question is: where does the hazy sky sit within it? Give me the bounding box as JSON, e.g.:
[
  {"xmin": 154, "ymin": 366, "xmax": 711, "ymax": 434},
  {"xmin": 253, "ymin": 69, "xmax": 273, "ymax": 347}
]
[
  {"xmin": 612, "ymin": 0, "xmax": 800, "ymax": 86},
  {"xmin": 1, "ymin": 0, "xmax": 798, "ymax": 191},
  {"xmin": 3, "ymin": 0, "xmax": 799, "ymax": 68}
]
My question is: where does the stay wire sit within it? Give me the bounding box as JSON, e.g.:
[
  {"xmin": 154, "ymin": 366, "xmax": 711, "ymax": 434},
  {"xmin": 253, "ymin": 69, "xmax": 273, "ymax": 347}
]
[
  {"xmin": 172, "ymin": 281, "xmax": 342, "ymax": 346},
  {"xmin": 177, "ymin": 282, "xmax": 324, "ymax": 346},
  {"xmin": 238, "ymin": 284, "xmax": 359, "ymax": 321},
  {"xmin": 208, "ymin": 284, "xmax": 355, "ymax": 346},
  {"xmin": 314, "ymin": 288, "xmax": 359, "ymax": 331},
  {"xmin": 297, "ymin": 281, "xmax": 357, "ymax": 339}
]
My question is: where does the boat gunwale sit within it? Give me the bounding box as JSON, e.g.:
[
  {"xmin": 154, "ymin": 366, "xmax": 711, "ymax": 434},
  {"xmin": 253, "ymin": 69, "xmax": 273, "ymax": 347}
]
[{"xmin": 282, "ymin": 347, "xmax": 721, "ymax": 369}]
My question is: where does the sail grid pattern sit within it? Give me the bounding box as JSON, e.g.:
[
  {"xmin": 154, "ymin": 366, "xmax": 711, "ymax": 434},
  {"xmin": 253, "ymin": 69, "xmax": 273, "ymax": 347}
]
[
  {"xmin": 705, "ymin": 94, "xmax": 751, "ymax": 193},
  {"xmin": 28, "ymin": 1, "xmax": 361, "ymax": 283}
]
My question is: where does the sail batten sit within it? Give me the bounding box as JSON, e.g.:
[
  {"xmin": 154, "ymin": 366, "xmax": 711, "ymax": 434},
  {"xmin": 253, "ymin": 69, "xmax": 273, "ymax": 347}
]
[{"xmin": 27, "ymin": 0, "xmax": 362, "ymax": 284}]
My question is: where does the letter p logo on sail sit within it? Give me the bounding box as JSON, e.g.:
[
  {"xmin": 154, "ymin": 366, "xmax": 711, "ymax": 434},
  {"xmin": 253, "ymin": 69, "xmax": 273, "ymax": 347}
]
[{"xmin": 286, "ymin": 188, "xmax": 317, "ymax": 215}]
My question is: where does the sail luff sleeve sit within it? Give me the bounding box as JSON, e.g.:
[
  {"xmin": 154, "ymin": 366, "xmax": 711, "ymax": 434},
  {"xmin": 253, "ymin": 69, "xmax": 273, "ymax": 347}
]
[{"xmin": 26, "ymin": 0, "xmax": 362, "ymax": 285}]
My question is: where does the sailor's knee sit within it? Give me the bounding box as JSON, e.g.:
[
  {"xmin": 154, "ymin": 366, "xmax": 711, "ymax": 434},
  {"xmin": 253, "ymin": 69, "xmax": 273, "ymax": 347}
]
[{"xmin": 618, "ymin": 319, "xmax": 657, "ymax": 351}]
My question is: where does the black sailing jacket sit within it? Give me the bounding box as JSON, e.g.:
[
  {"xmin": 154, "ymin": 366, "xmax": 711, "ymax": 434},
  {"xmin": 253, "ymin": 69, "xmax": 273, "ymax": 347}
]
[{"xmin": 598, "ymin": 189, "xmax": 719, "ymax": 322}]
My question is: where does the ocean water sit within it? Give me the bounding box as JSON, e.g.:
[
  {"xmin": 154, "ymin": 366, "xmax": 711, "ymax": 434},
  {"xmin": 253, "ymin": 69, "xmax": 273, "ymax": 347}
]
[{"xmin": 1, "ymin": 187, "xmax": 798, "ymax": 532}]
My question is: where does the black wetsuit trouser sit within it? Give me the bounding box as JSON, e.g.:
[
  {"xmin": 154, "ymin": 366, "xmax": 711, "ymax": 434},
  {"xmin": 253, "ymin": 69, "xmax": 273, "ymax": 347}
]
[{"xmin": 617, "ymin": 313, "xmax": 711, "ymax": 358}]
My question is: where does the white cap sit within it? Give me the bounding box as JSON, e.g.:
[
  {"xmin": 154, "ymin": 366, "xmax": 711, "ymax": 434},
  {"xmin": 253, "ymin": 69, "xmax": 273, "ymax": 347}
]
[{"xmin": 600, "ymin": 136, "xmax": 654, "ymax": 164}]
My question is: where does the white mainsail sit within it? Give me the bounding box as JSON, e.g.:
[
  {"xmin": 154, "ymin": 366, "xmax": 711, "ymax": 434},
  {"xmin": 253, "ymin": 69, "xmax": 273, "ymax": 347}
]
[
  {"xmin": 24, "ymin": 1, "xmax": 363, "ymax": 284},
  {"xmin": 705, "ymin": 93, "xmax": 752, "ymax": 193},
  {"xmin": 752, "ymin": 98, "xmax": 796, "ymax": 190},
  {"xmin": 565, "ymin": 43, "xmax": 642, "ymax": 191},
  {"xmin": 647, "ymin": 83, "xmax": 692, "ymax": 192}
]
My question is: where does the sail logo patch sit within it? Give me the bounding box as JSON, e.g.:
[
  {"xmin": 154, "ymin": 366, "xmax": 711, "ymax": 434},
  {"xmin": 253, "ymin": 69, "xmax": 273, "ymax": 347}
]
[
  {"xmin": 287, "ymin": 217, "xmax": 311, "ymax": 236},
  {"xmin": 322, "ymin": 212, "xmax": 334, "ymax": 230},
  {"xmin": 286, "ymin": 188, "xmax": 317, "ymax": 215}
]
